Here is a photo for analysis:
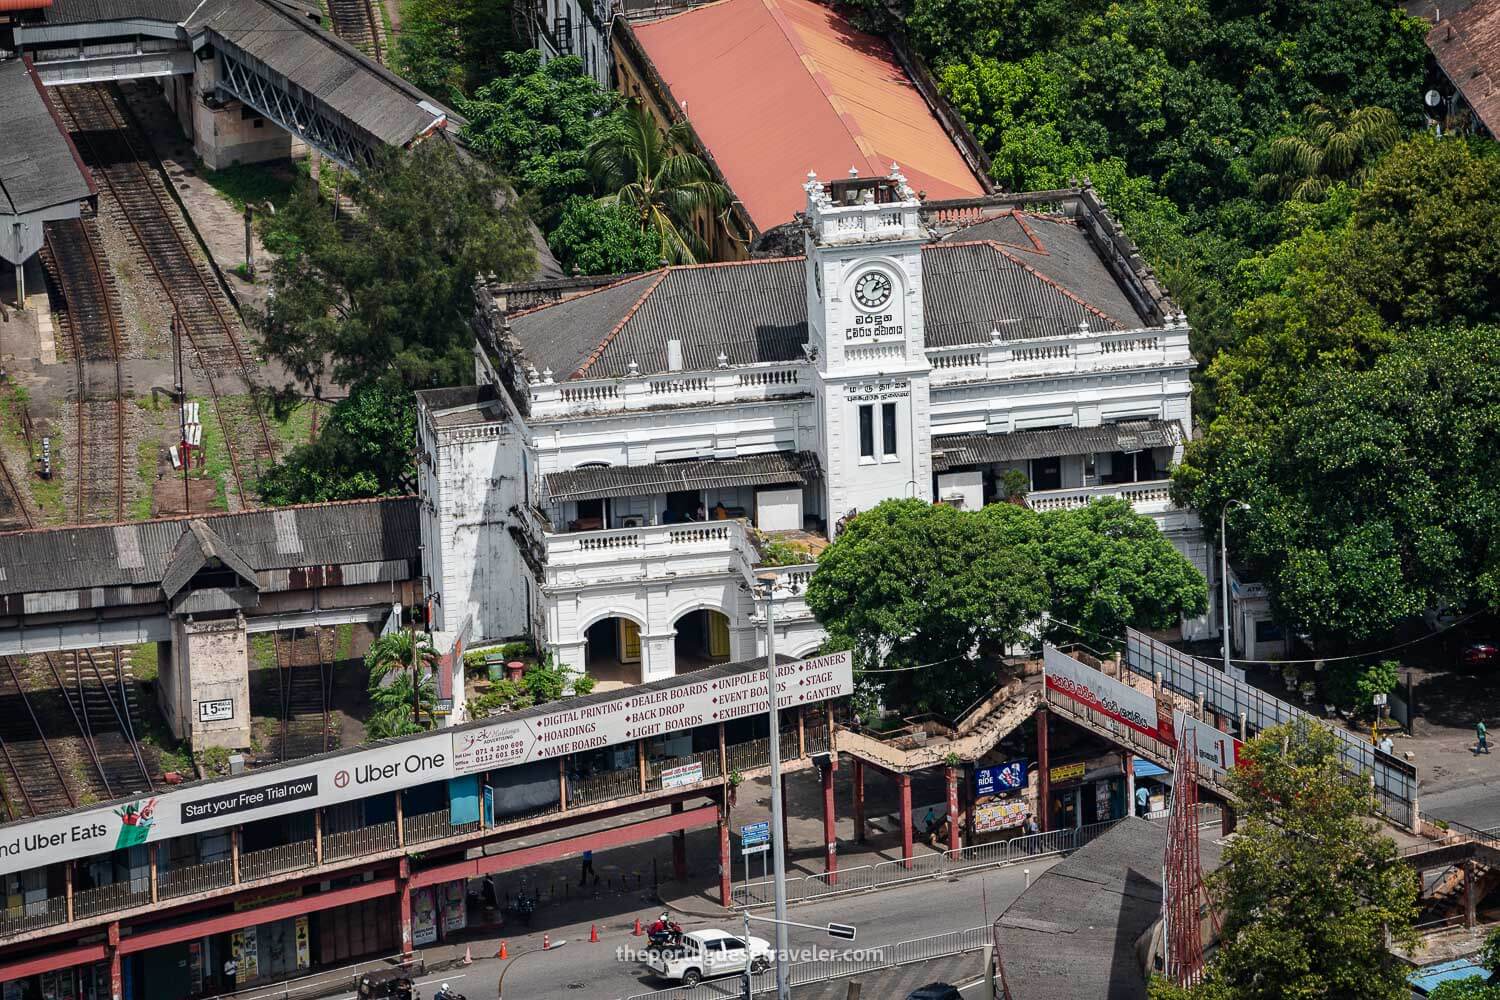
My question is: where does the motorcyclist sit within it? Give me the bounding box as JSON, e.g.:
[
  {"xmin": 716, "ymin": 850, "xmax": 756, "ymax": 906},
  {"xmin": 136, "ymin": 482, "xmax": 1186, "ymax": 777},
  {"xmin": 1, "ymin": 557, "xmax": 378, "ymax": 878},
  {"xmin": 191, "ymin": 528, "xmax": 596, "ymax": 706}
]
[
  {"xmin": 648, "ymin": 911, "xmax": 671, "ymax": 936},
  {"xmin": 434, "ymin": 983, "xmax": 464, "ymax": 1000}
]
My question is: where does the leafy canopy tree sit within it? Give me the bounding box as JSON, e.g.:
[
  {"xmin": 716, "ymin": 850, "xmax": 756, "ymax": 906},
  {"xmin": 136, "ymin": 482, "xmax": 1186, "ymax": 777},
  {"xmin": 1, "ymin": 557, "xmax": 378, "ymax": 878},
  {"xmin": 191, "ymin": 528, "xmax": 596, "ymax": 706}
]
[
  {"xmin": 1428, "ymin": 931, "xmax": 1500, "ymax": 999},
  {"xmin": 1155, "ymin": 719, "xmax": 1418, "ymax": 1000},
  {"xmin": 255, "ymin": 378, "xmax": 416, "ymax": 504},
  {"xmin": 807, "ymin": 498, "xmax": 1206, "ymax": 712},
  {"xmin": 1179, "ymin": 324, "xmax": 1500, "ymax": 645},
  {"xmin": 393, "ymin": 0, "xmax": 516, "ymax": 98},
  {"xmin": 547, "ymin": 195, "xmax": 662, "ymax": 276},
  {"xmin": 806, "ymin": 499, "xmax": 1049, "ymax": 713},
  {"xmin": 1256, "ymin": 104, "xmax": 1399, "ymax": 202},
  {"xmin": 256, "ymin": 140, "xmax": 534, "ymax": 392},
  {"xmin": 586, "ymin": 100, "xmax": 729, "ymax": 264},
  {"xmin": 457, "ymin": 52, "xmax": 620, "ymax": 227}
]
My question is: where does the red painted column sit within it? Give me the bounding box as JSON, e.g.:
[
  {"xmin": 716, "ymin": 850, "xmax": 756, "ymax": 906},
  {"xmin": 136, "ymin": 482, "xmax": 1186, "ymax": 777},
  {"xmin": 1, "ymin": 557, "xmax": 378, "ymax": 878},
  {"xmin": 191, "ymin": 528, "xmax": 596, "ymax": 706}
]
[
  {"xmin": 945, "ymin": 766, "xmax": 961, "ymax": 854},
  {"xmin": 899, "ymin": 772, "xmax": 913, "ymax": 868},
  {"xmin": 1221, "ymin": 802, "xmax": 1236, "ymax": 837},
  {"xmin": 822, "ymin": 759, "xmax": 837, "ymax": 883},
  {"xmin": 107, "ymin": 922, "xmax": 122, "ymax": 1000},
  {"xmin": 1037, "ymin": 708, "xmax": 1051, "ymax": 833},
  {"xmin": 718, "ymin": 798, "xmax": 732, "ymax": 907},
  {"xmin": 671, "ymin": 800, "xmax": 687, "ymax": 881},
  {"xmin": 853, "ymin": 759, "xmax": 866, "ymax": 843},
  {"xmin": 397, "ymin": 858, "xmax": 413, "ymax": 958}
]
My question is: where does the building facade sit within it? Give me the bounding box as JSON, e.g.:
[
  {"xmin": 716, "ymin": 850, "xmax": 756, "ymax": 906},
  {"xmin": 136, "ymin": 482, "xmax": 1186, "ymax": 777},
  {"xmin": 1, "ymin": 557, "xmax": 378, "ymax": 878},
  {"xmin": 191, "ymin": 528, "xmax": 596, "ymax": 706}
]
[{"xmin": 417, "ymin": 173, "xmax": 1215, "ymax": 699}]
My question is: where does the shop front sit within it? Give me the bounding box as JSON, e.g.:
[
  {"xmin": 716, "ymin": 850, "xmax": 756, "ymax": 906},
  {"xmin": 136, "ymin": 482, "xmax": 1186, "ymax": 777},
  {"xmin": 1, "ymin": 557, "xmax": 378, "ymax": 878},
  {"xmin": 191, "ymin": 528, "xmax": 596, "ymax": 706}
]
[{"xmin": 1045, "ymin": 755, "xmax": 1129, "ymax": 830}]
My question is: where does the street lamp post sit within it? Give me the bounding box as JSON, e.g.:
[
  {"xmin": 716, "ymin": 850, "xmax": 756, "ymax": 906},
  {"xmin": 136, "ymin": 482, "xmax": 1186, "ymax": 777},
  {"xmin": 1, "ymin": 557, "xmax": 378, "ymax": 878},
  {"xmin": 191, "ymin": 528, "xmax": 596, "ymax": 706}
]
[
  {"xmin": 756, "ymin": 571, "xmax": 792, "ymax": 1000},
  {"xmin": 1220, "ymin": 500, "xmax": 1250, "ymax": 672}
]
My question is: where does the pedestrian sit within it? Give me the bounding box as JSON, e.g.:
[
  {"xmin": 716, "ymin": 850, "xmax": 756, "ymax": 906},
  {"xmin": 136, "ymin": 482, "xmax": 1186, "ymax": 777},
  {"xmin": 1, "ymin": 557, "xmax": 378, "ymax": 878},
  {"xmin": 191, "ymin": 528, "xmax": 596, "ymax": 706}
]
[
  {"xmin": 1479, "ymin": 720, "xmax": 1490, "ymax": 755},
  {"xmin": 1135, "ymin": 784, "xmax": 1151, "ymax": 817},
  {"xmin": 223, "ymin": 956, "xmax": 237, "ymax": 987},
  {"xmin": 579, "ymin": 848, "xmax": 597, "ymax": 886},
  {"xmin": 1023, "ymin": 813, "xmax": 1039, "ymax": 836},
  {"xmin": 1378, "ymin": 734, "xmax": 1394, "ymax": 756},
  {"xmin": 923, "ymin": 807, "xmax": 937, "ymax": 834}
]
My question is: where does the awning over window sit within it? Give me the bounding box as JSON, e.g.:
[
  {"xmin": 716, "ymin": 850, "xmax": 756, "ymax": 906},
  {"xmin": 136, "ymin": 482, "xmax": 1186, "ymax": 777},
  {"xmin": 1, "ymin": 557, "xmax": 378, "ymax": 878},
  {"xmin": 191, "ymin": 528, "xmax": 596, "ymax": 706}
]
[
  {"xmin": 930, "ymin": 419, "xmax": 1183, "ymax": 473},
  {"xmin": 1132, "ymin": 757, "xmax": 1170, "ymax": 779},
  {"xmin": 544, "ymin": 451, "xmax": 822, "ymax": 504}
]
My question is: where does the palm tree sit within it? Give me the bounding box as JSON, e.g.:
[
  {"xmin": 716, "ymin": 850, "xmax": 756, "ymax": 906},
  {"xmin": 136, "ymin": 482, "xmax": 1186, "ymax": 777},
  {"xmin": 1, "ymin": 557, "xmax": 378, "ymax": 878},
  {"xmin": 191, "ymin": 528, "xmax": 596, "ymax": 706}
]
[
  {"xmin": 586, "ymin": 100, "xmax": 730, "ymax": 264},
  {"xmin": 364, "ymin": 629, "xmax": 439, "ymax": 730},
  {"xmin": 1257, "ymin": 104, "xmax": 1400, "ymax": 202}
]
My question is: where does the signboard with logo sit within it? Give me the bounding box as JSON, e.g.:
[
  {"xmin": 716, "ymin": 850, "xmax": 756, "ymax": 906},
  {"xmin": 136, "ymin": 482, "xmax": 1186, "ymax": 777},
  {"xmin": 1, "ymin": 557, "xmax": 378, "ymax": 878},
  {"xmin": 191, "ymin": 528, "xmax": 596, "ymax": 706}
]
[
  {"xmin": 1174, "ymin": 710, "xmax": 1240, "ymax": 778},
  {"xmin": 1048, "ymin": 761, "xmax": 1086, "ymax": 784},
  {"xmin": 975, "ymin": 760, "xmax": 1026, "ymax": 797},
  {"xmin": 740, "ymin": 821, "xmax": 770, "ymax": 847},
  {"xmin": 1043, "ymin": 645, "xmax": 1162, "ymax": 741},
  {"xmin": 294, "ymin": 916, "xmax": 311, "ymax": 970},
  {"xmin": 973, "ymin": 799, "xmax": 1028, "ymax": 833},
  {"xmin": 232, "ymin": 926, "xmax": 258, "ymax": 984},
  {"xmin": 198, "ymin": 699, "xmax": 234, "ymax": 722},
  {"xmin": 412, "ymin": 887, "xmax": 439, "ymax": 946},
  {"xmin": 451, "ymin": 650, "xmax": 854, "ymax": 777},
  {"xmin": 660, "ymin": 761, "xmax": 703, "ymax": 789}
]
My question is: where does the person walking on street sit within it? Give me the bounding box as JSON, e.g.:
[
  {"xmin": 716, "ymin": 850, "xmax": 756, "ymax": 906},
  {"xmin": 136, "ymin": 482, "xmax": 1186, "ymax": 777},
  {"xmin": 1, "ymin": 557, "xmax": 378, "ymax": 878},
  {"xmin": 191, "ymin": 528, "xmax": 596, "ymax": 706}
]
[
  {"xmin": 1378, "ymin": 734, "xmax": 1394, "ymax": 756},
  {"xmin": 579, "ymin": 848, "xmax": 597, "ymax": 886},
  {"xmin": 1479, "ymin": 720, "xmax": 1490, "ymax": 755}
]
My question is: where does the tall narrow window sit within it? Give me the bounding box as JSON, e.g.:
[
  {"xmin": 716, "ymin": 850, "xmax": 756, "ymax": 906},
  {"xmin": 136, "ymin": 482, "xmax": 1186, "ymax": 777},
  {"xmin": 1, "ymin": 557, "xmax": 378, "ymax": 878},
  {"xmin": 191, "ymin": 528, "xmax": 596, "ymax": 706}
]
[
  {"xmin": 881, "ymin": 403, "xmax": 898, "ymax": 456},
  {"xmin": 859, "ymin": 405, "xmax": 875, "ymax": 459}
]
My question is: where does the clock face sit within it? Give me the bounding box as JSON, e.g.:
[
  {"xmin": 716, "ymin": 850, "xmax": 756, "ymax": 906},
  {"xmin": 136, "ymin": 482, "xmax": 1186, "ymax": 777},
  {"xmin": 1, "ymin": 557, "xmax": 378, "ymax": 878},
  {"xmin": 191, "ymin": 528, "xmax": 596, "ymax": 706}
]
[{"xmin": 852, "ymin": 271, "xmax": 893, "ymax": 311}]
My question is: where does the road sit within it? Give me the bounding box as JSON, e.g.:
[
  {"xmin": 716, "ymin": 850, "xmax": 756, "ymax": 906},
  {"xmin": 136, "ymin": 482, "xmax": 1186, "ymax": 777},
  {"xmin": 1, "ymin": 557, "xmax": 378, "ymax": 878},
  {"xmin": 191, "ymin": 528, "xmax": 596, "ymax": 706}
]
[
  {"xmin": 1422, "ymin": 780, "xmax": 1500, "ymax": 832},
  {"xmin": 411, "ymin": 857, "xmax": 1059, "ymax": 1000}
]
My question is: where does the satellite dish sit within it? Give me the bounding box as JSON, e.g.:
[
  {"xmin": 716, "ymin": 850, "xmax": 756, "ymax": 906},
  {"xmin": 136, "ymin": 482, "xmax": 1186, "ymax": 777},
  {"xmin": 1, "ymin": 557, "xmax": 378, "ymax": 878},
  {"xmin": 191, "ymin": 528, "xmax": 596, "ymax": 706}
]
[{"xmin": 1426, "ymin": 89, "xmax": 1443, "ymax": 108}]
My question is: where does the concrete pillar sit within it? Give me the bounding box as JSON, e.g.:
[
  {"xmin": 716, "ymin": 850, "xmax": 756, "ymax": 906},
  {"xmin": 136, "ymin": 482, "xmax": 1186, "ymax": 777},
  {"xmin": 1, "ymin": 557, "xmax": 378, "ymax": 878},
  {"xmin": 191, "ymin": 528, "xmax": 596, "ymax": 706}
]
[
  {"xmin": 1220, "ymin": 802, "xmax": 1236, "ymax": 837},
  {"xmin": 671, "ymin": 800, "xmax": 687, "ymax": 881},
  {"xmin": 853, "ymin": 759, "xmax": 866, "ymax": 843},
  {"xmin": 161, "ymin": 613, "xmax": 252, "ymax": 748},
  {"xmin": 945, "ymin": 766, "xmax": 961, "ymax": 853},
  {"xmin": 718, "ymin": 798, "xmax": 732, "ymax": 907},
  {"xmin": 398, "ymin": 860, "xmax": 414, "ymax": 958},
  {"xmin": 899, "ymin": 773, "xmax": 913, "ymax": 869},
  {"xmin": 1124, "ymin": 753, "xmax": 1136, "ymax": 819},
  {"xmin": 108, "ymin": 921, "xmax": 122, "ymax": 1000},
  {"xmin": 642, "ymin": 633, "xmax": 676, "ymax": 683},
  {"xmin": 822, "ymin": 759, "xmax": 837, "ymax": 883},
  {"xmin": 1465, "ymin": 861, "xmax": 1478, "ymax": 929},
  {"xmin": 1037, "ymin": 708, "xmax": 1051, "ymax": 833}
]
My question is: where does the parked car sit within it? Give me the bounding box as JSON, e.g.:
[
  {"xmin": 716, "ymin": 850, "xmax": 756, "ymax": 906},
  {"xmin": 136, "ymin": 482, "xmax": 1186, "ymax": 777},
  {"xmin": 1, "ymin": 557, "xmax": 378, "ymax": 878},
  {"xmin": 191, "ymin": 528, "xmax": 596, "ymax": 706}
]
[
  {"xmin": 1460, "ymin": 641, "xmax": 1500, "ymax": 671},
  {"xmin": 906, "ymin": 985, "xmax": 963, "ymax": 1000},
  {"xmin": 648, "ymin": 928, "xmax": 772, "ymax": 985}
]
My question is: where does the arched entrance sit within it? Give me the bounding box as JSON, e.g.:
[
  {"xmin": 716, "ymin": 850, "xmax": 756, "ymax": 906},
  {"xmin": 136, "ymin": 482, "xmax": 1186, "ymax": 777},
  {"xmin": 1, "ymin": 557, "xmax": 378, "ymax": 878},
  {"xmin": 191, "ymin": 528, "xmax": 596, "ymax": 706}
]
[
  {"xmin": 585, "ymin": 615, "xmax": 644, "ymax": 689},
  {"xmin": 674, "ymin": 609, "xmax": 732, "ymax": 673}
]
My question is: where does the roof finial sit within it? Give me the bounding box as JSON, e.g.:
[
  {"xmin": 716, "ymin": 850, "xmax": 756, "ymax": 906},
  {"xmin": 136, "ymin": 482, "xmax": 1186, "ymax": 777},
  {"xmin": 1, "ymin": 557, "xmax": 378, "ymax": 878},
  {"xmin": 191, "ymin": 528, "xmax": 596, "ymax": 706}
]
[
  {"xmin": 627, "ymin": 360, "xmax": 640, "ymax": 377},
  {"xmin": 717, "ymin": 351, "xmax": 729, "ymax": 369},
  {"xmin": 542, "ymin": 367, "xmax": 554, "ymax": 384},
  {"xmin": 849, "ymin": 165, "xmax": 860, "ymax": 178},
  {"xmin": 990, "ymin": 325, "xmax": 1003, "ymax": 344},
  {"xmin": 1078, "ymin": 319, "xmax": 1090, "ymax": 334}
]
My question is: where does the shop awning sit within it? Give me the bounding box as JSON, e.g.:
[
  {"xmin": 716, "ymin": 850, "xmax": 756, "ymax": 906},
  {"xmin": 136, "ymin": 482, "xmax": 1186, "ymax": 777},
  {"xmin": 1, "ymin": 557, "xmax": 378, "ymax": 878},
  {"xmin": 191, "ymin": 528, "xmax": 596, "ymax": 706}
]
[
  {"xmin": 1132, "ymin": 757, "xmax": 1169, "ymax": 779},
  {"xmin": 930, "ymin": 419, "xmax": 1183, "ymax": 473},
  {"xmin": 544, "ymin": 451, "xmax": 821, "ymax": 504}
]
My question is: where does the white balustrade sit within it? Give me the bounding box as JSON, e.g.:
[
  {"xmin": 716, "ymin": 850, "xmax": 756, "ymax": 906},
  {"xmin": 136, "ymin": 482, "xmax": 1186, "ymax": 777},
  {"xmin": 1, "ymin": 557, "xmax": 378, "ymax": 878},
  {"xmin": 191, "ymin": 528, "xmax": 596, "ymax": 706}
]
[
  {"xmin": 530, "ymin": 364, "xmax": 809, "ymax": 419},
  {"xmin": 1026, "ymin": 479, "xmax": 1176, "ymax": 514},
  {"xmin": 543, "ymin": 519, "xmax": 759, "ymax": 588},
  {"xmin": 926, "ymin": 324, "xmax": 1189, "ymax": 385}
]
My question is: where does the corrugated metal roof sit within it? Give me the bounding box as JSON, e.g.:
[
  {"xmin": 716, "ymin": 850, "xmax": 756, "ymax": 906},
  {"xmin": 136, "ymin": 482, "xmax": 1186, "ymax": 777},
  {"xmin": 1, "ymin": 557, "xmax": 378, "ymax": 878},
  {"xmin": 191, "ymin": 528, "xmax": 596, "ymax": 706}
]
[
  {"xmin": 510, "ymin": 236, "xmax": 1154, "ymax": 380},
  {"xmin": 629, "ymin": 0, "xmax": 986, "ymax": 232},
  {"xmin": 0, "ymin": 59, "xmax": 92, "ymax": 218},
  {"xmin": 931, "ymin": 420, "xmax": 1182, "ymax": 473},
  {"xmin": 544, "ymin": 450, "xmax": 821, "ymax": 503},
  {"xmin": 199, "ymin": 0, "xmax": 461, "ymax": 147},
  {"xmin": 37, "ymin": 0, "xmax": 199, "ymax": 25},
  {"xmin": 1429, "ymin": 0, "xmax": 1500, "ymax": 136},
  {"xmin": 0, "ymin": 498, "xmax": 419, "ymax": 598}
]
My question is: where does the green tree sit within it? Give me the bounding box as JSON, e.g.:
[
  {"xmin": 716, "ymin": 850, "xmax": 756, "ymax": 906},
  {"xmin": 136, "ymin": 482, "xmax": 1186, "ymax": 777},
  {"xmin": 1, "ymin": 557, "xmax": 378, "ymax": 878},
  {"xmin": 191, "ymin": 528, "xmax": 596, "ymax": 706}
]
[
  {"xmin": 1026, "ymin": 498, "xmax": 1209, "ymax": 647},
  {"xmin": 393, "ymin": 0, "xmax": 517, "ymax": 98},
  {"xmin": 806, "ymin": 499, "xmax": 1049, "ymax": 712},
  {"xmin": 256, "ymin": 140, "xmax": 534, "ymax": 393},
  {"xmin": 1176, "ymin": 719, "xmax": 1418, "ymax": 999},
  {"xmin": 586, "ymin": 101, "xmax": 729, "ymax": 264},
  {"xmin": 1256, "ymin": 104, "xmax": 1399, "ymax": 202},
  {"xmin": 547, "ymin": 196, "xmax": 662, "ymax": 276},
  {"xmin": 1323, "ymin": 658, "xmax": 1399, "ymax": 715},
  {"xmin": 364, "ymin": 629, "xmax": 440, "ymax": 738},
  {"xmin": 457, "ymin": 52, "xmax": 619, "ymax": 225},
  {"xmin": 254, "ymin": 378, "xmax": 416, "ymax": 504},
  {"xmin": 1430, "ymin": 981, "xmax": 1500, "ymax": 1000}
]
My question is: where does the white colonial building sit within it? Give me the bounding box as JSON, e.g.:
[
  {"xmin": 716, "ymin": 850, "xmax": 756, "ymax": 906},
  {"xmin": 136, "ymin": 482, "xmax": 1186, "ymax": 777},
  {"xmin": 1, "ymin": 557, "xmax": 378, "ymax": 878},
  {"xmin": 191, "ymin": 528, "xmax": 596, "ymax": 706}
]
[{"xmin": 414, "ymin": 171, "xmax": 1213, "ymax": 710}]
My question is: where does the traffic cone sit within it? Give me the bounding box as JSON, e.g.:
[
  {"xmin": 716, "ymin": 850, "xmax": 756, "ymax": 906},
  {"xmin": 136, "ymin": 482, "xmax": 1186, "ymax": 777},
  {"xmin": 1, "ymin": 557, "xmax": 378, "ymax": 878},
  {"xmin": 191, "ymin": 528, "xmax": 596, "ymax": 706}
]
[
  {"xmin": 590, "ymin": 924, "xmax": 600, "ymax": 943},
  {"xmin": 633, "ymin": 917, "xmax": 643, "ymax": 936},
  {"xmin": 497, "ymin": 941, "xmax": 509, "ymax": 960},
  {"xmin": 543, "ymin": 933, "xmax": 552, "ymax": 951},
  {"xmin": 462, "ymin": 945, "xmax": 472, "ymax": 966}
]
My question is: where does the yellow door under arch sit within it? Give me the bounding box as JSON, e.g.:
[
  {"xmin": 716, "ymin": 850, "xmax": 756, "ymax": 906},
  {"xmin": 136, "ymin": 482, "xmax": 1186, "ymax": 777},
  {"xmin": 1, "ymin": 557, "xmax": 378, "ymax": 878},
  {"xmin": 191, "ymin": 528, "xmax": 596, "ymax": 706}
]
[
  {"xmin": 708, "ymin": 612, "xmax": 731, "ymax": 659},
  {"xmin": 619, "ymin": 619, "xmax": 641, "ymax": 663}
]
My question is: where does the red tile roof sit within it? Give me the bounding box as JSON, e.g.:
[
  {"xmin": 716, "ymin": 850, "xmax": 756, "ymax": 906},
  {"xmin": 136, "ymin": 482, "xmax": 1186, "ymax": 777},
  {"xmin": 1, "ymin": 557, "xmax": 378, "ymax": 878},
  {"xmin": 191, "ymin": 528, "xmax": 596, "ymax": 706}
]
[
  {"xmin": 630, "ymin": 0, "xmax": 987, "ymax": 232},
  {"xmin": 1429, "ymin": 0, "xmax": 1500, "ymax": 136}
]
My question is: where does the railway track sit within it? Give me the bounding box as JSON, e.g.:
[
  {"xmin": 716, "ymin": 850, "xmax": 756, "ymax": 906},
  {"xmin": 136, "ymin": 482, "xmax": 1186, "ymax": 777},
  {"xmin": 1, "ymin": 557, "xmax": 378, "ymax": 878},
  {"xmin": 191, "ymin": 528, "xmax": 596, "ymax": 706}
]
[
  {"xmin": 42, "ymin": 217, "xmax": 128, "ymax": 523},
  {"xmin": 0, "ymin": 658, "xmax": 77, "ymax": 820},
  {"xmin": 52, "ymin": 649, "xmax": 155, "ymax": 800},
  {"xmin": 53, "ymin": 83, "xmax": 276, "ymax": 506},
  {"xmin": 272, "ymin": 629, "xmax": 338, "ymax": 762},
  {"xmin": 0, "ymin": 449, "xmax": 32, "ymax": 532},
  {"xmin": 326, "ymin": 0, "xmax": 385, "ymax": 62}
]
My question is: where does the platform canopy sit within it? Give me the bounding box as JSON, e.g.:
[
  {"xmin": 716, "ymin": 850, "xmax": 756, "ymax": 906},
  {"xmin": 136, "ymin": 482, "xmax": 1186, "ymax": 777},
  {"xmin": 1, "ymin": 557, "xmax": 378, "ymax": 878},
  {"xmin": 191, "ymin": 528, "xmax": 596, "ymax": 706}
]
[{"xmin": 0, "ymin": 57, "xmax": 93, "ymax": 266}]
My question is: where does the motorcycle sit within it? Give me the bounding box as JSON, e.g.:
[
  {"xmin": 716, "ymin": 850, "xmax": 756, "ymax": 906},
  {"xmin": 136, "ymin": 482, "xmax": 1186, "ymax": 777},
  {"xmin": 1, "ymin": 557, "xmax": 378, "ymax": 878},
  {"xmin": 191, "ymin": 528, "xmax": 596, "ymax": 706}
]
[
  {"xmin": 647, "ymin": 918, "xmax": 685, "ymax": 952},
  {"xmin": 433, "ymin": 986, "xmax": 467, "ymax": 1000},
  {"xmin": 510, "ymin": 891, "xmax": 537, "ymax": 927}
]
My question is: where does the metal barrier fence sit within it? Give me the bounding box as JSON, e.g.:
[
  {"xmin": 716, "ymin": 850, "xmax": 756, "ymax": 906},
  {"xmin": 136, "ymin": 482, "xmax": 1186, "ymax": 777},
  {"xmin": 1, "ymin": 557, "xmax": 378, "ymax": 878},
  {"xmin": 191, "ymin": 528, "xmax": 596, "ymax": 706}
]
[
  {"xmin": 403, "ymin": 808, "xmax": 481, "ymax": 846},
  {"xmin": 157, "ymin": 858, "xmax": 235, "ymax": 900},
  {"xmin": 731, "ymin": 819, "xmax": 1121, "ymax": 908},
  {"xmin": 324, "ymin": 820, "xmax": 398, "ymax": 861},
  {"xmin": 1123, "ymin": 628, "xmax": 1418, "ymax": 827},
  {"xmin": 72, "ymin": 880, "xmax": 150, "ymax": 919},
  {"xmin": 622, "ymin": 925, "xmax": 991, "ymax": 1000},
  {"xmin": 240, "ymin": 841, "xmax": 317, "ymax": 882},
  {"xmin": 0, "ymin": 896, "xmax": 67, "ymax": 936}
]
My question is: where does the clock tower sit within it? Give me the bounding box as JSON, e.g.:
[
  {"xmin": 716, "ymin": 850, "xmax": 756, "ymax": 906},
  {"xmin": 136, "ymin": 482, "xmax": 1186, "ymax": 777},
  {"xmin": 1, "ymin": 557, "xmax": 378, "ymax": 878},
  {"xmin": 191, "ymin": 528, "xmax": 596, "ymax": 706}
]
[{"xmin": 802, "ymin": 168, "xmax": 934, "ymax": 531}]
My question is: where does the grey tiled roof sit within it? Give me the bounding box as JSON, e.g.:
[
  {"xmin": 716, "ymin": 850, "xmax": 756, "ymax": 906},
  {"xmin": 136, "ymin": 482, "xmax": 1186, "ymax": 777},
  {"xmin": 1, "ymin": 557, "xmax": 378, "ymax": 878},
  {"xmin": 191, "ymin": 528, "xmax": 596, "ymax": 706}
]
[
  {"xmin": 0, "ymin": 60, "xmax": 92, "ymax": 218},
  {"xmin": 544, "ymin": 450, "xmax": 821, "ymax": 503},
  {"xmin": 198, "ymin": 0, "xmax": 464, "ymax": 147},
  {"xmin": 931, "ymin": 419, "xmax": 1182, "ymax": 473},
  {"xmin": 38, "ymin": 0, "xmax": 203, "ymax": 25},
  {"xmin": 0, "ymin": 498, "xmax": 419, "ymax": 598},
  {"xmin": 507, "ymin": 227, "xmax": 1157, "ymax": 380}
]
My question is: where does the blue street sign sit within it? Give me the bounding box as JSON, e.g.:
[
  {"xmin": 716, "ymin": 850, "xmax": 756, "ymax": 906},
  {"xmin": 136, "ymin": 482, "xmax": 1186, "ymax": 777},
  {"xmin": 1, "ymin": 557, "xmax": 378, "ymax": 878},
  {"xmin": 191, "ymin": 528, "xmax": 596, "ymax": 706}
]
[
  {"xmin": 975, "ymin": 760, "xmax": 1027, "ymax": 797},
  {"xmin": 740, "ymin": 821, "xmax": 771, "ymax": 846}
]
